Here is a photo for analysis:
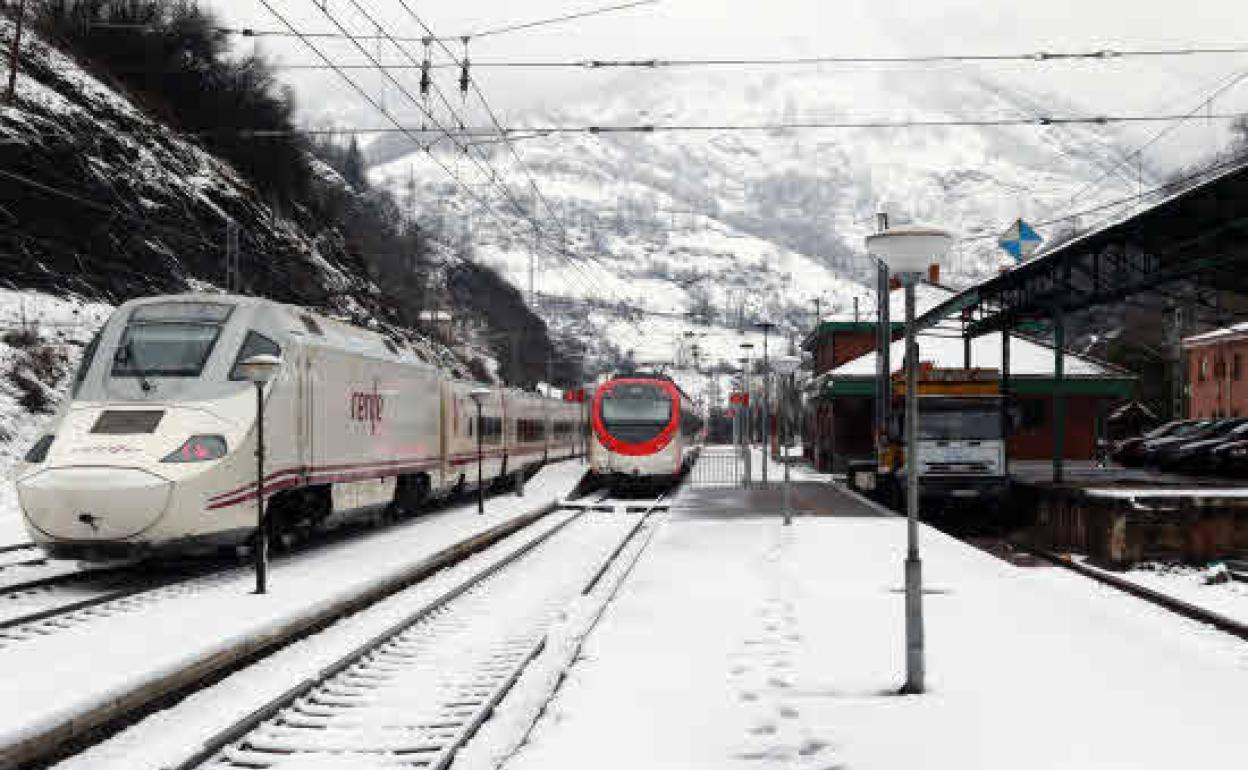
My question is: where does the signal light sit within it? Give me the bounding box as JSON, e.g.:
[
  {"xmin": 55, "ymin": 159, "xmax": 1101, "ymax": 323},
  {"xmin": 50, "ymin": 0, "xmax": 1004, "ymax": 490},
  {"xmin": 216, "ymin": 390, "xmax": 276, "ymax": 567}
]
[{"xmin": 162, "ymin": 435, "xmax": 228, "ymax": 463}]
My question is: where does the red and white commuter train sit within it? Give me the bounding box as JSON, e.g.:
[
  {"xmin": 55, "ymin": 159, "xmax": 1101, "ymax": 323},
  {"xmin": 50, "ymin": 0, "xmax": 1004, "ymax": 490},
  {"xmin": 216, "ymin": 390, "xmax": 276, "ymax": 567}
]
[
  {"xmin": 15, "ymin": 295, "xmax": 582, "ymax": 560},
  {"xmin": 588, "ymin": 376, "xmax": 703, "ymax": 487}
]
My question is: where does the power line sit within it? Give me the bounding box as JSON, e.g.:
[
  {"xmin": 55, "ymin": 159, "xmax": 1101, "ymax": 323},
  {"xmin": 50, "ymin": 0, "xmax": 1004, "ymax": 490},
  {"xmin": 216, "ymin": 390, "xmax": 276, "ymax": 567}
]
[
  {"xmin": 469, "ymin": 0, "xmax": 659, "ymax": 39},
  {"xmin": 198, "ymin": 111, "xmax": 1248, "ymax": 139},
  {"xmin": 269, "ymin": 44, "xmax": 1248, "ymax": 71},
  {"xmin": 86, "ymin": 0, "xmax": 659, "ymax": 43},
  {"xmin": 260, "ymin": 0, "xmax": 646, "ymax": 347},
  {"xmin": 1053, "ymin": 66, "xmax": 1248, "ymax": 218},
  {"xmin": 958, "ymin": 152, "xmax": 1248, "ymax": 243}
]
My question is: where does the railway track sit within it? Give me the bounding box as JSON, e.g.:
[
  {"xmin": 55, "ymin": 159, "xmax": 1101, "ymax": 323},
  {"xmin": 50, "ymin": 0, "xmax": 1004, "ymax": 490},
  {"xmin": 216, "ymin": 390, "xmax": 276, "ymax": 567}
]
[
  {"xmin": 964, "ymin": 537, "xmax": 1248, "ymax": 642},
  {"xmin": 171, "ymin": 495, "xmax": 667, "ymax": 770},
  {"xmin": 0, "ymin": 481, "xmax": 567, "ymax": 647}
]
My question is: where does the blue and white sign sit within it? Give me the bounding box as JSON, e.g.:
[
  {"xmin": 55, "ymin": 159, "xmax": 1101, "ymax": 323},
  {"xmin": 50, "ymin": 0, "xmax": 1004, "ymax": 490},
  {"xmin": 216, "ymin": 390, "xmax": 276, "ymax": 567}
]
[{"xmin": 998, "ymin": 218, "xmax": 1043, "ymax": 261}]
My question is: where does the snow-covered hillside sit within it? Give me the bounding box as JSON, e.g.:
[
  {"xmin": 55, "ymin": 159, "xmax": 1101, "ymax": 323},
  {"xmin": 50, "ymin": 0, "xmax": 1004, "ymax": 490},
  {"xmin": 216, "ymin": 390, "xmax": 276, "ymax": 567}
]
[{"xmin": 372, "ymin": 67, "xmax": 1142, "ymax": 374}]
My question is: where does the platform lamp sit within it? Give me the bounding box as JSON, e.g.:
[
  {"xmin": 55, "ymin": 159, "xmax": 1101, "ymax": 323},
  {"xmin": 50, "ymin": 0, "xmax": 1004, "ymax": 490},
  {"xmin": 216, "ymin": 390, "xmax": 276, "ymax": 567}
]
[
  {"xmin": 739, "ymin": 342, "xmax": 755, "ymax": 486},
  {"xmin": 238, "ymin": 353, "xmax": 283, "ymax": 595},
  {"xmin": 468, "ymin": 388, "xmax": 493, "ymax": 515},
  {"xmin": 865, "ymin": 225, "xmax": 953, "ymax": 695},
  {"xmin": 773, "ymin": 354, "xmax": 802, "ymax": 525}
]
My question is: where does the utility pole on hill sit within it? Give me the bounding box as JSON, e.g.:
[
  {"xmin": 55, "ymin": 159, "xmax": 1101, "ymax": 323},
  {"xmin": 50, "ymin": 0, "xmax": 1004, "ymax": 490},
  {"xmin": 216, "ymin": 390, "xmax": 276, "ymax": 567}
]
[{"xmin": 6, "ymin": 0, "xmax": 27, "ymax": 106}]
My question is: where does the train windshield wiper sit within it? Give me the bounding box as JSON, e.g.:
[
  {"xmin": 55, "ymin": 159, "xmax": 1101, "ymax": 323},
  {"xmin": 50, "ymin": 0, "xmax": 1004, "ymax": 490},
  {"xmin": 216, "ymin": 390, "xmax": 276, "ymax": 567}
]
[{"xmin": 120, "ymin": 339, "xmax": 155, "ymax": 393}]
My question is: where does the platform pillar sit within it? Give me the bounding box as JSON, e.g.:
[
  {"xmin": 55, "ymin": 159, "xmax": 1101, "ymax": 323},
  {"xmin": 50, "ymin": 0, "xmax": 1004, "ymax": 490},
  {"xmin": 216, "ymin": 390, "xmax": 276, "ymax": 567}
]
[{"xmin": 1053, "ymin": 305, "xmax": 1066, "ymax": 484}]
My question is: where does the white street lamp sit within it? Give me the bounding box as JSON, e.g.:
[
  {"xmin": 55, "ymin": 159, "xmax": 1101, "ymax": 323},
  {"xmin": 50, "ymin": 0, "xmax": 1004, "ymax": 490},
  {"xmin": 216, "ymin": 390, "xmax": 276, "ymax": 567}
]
[
  {"xmin": 468, "ymin": 388, "xmax": 493, "ymax": 515},
  {"xmin": 774, "ymin": 354, "xmax": 801, "ymax": 526},
  {"xmin": 865, "ymin": 224, "xmax": 952, "ymax": 695},
  {"xmin": 239, "ymin": 353, "xmax": 283, "ymax": 595}
]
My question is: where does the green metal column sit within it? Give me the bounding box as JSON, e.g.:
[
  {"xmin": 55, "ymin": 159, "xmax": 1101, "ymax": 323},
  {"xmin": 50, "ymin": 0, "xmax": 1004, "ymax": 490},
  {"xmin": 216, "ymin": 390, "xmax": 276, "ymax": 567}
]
[
  {"xmin": 1001, "ymin": 329, "xmax": 1010, "ymax": 475},
  {"xmin": 1053, "ymin": 305, "xmax": 1066, "ymax": 484}
]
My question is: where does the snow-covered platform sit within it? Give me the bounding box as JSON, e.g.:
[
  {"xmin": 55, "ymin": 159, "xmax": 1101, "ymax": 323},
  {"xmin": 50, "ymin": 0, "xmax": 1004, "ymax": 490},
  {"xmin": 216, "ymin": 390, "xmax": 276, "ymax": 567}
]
[
  {"xmin": 495, "ymin": 481, "xmax": 1248, "ymax": 770},
  {"xmin": 1010, "ymin": 462, "xmax": 1248, "ymax": 567}
]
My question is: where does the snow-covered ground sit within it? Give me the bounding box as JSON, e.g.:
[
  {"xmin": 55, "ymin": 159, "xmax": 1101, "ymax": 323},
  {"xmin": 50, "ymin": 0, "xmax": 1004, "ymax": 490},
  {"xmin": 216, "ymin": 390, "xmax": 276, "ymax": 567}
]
[
  {"xmin": 1074, "ymin": 557, "xmax": 1248, "ymax": 626},
  {"xmin": 476, "ymin": 486, "xmax": 1248, "ymax": 770},
  {"xmin": 0, "ymin": 460, "xmax": 586, "ymax": 755}
]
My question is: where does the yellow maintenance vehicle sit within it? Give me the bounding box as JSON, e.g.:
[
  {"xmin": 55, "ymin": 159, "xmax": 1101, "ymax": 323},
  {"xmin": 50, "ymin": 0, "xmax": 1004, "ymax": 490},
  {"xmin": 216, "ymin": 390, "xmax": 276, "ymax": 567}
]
[{"xmin": 877, "ymin": 364, "xmax": 1010, "ymax": 507}]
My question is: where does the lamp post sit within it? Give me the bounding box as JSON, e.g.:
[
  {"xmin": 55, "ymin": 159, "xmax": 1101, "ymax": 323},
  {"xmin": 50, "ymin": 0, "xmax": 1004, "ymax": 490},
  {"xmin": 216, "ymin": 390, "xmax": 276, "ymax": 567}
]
[
  {"xmin": 469, "ymin": 388, "xmax": 492, "ymax": 515},
  {"xmin": 754, "ymin": 321, "xmax": 776, "ymax": 485},
  {"xmin": 865, "ymin": 224, "xmax": 952, "ymax": 696},
  {"xmin": 739, "ymin": 342, "xmax": 755, "ymax": 486},
  {"xmin": 774, "ymin": 354, "xmax": 801, "ymax": 525},
  {"xmin": 238, "ymin": 353, "xmax": 283, "ymax": 595}
]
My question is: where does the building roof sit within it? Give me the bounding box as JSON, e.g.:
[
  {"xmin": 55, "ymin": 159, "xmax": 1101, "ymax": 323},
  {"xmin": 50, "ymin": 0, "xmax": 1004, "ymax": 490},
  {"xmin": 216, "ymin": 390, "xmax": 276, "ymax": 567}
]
[
  {"xmin": 1183, "ymin": 321, "xmax": 1248, "ymax": 348},
  {"xmin": 814, "ymin": 286, "xmax": 1135, "ymax": 398},
  {"xmin": 802, "ymin": 282, "xmax": 951, "ymax": 350}
]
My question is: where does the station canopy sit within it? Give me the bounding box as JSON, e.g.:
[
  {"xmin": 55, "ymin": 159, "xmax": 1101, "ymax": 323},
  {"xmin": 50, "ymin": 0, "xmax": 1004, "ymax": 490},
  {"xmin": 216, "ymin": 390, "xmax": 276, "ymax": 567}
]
[
  {"xmin": 918, "ymin": 159, "xmax": 1248, "ymax": 337},
  {"xmin": 813, "ymin": 285, "xmax": 1134, "ymax": 399}
]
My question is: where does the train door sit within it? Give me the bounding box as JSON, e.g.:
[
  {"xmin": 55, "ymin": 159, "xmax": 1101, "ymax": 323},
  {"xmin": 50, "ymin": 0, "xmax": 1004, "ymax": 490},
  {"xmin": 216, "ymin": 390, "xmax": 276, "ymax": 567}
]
[{"xmin": 297, "ymin": 343, "xmax": 316, "ymax": 482}]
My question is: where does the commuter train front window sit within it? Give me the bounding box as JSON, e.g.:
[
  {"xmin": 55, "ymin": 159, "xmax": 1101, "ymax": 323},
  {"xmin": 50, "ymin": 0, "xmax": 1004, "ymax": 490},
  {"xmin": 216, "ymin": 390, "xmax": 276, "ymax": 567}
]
[
  {"xmin": 112, "ymin": 322, "xmax": 224, "ymax": 379},
  {"xmin": 600, "ymin": 383, "xmax": 673, "ymax": 444},
  {"xmin": 230, "ymin": 331, "xmax": 282, "ymax": 381}
]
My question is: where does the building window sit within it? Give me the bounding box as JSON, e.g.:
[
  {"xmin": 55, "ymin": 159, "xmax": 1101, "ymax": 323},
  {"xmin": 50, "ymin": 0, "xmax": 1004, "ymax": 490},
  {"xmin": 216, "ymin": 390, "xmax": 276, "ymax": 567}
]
[{"xmin": 1199, "ymin": 356, "xmax": 1208, "ymax": 382}]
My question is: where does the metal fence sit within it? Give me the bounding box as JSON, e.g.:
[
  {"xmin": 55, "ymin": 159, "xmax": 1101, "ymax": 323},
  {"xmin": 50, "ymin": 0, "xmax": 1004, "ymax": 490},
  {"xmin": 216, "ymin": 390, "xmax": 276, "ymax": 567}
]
[{"xmin": 688, "ymin": 445, "xmax": 744, "ymax": 488}]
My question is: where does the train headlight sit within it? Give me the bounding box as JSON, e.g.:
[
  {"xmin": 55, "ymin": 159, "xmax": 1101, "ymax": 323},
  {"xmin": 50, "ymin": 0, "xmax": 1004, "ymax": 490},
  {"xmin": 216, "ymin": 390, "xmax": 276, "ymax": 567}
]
[
  {"xmin": 23, "ymin": 435, "xmax": 54, "ymax": 464},
  {"xmin": 162, "ymin": 435, "xmax": 228, "ymax": 463}
]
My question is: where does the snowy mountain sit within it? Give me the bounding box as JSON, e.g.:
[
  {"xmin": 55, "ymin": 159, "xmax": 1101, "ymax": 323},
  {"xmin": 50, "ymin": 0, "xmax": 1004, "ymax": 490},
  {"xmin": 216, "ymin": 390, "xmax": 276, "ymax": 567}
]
[{"xmin": 371, "ymin": 67, "xmax": 1144, "ymax": 385}]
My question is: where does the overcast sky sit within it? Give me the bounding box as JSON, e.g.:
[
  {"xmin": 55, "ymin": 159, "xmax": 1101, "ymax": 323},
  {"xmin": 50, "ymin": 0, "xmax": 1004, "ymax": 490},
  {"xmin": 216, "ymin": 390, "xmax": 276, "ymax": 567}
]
[{"xmin": 207, "ymin": 1, "xmax": 1248, "ymax": 168}]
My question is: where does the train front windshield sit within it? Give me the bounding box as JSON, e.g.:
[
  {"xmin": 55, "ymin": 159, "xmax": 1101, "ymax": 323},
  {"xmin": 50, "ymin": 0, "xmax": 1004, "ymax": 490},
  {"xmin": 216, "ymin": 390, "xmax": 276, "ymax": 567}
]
[{"xmin": 601, "ymin": 383, "xmax": 673, "ymax": 443}]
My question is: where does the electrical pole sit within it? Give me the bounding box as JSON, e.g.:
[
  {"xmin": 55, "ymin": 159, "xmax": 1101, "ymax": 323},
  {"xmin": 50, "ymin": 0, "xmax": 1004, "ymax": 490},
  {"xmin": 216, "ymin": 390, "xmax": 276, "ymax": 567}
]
[{"xmin": 6, "ymin": 0, "xmax": 27, "ymax": 106}]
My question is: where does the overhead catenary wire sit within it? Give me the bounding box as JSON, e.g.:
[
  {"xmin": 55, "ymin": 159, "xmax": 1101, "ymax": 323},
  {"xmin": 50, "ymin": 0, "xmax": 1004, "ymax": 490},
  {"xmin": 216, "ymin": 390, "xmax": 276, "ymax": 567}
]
[
  {"xmin": 265, "ymin": 0, "xmax": 646, "ymax": 346},
  {"xmin": 1051, "ymin": 66, "xmax": 1248, "ymax": 219},
  {"xmin": 348, "ymin": 0, "xmax": 652, "ymax": 345},
  {"xmin": 331, "ymin": 0, "xmax": 631, "ymax": 328},
  {"xmin": 200, "ymin": 110, "xmax": 1248, "ymax": 140},
  {"xmin": 268, "ymin": 43, "xmax": 1248, "ymax": 71},
  {"xmin": 84, "ymin": 0, "xmax": 660, "ymax": 43}
]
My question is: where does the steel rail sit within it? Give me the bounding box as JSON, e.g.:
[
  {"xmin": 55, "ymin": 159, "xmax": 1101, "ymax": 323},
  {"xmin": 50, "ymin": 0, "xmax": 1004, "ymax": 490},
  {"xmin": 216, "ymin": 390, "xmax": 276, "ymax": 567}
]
[
  {"xmin": 1033, "ymin": 550, "xmax": 1248, "ymax": 642},
  {"xmin": 171, "ymin": 493, "xmax": 666, "ymax": 770},
  {"xmin": 0, "ymin": 500, "xmax": 563, "ymax": 770},
  {"xmin": 168, "ymin": 508, "xmax": 585, "ymax": 770}
]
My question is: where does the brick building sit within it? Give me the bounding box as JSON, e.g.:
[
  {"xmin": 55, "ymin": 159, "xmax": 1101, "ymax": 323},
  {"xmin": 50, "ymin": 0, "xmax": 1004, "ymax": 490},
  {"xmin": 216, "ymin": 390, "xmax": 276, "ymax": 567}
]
[
  {"xmin": 802, "ymin": 283, "xmax": 1135, "ymax": 471},
  {"xmin": 1183, "ymin": 324, "xmax": 1248, "ymax": 418}
]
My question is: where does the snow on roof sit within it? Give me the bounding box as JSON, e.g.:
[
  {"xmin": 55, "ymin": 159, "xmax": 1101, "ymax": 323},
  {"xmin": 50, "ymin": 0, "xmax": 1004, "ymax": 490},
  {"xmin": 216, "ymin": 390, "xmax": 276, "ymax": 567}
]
[
  {"xmin": 1183, "ymin": 321, "xmax": 1248, "ymax": 347},
  {"xmin": 825, "ymin": 285, "xmax": 1131, "ymax": 381},
  {"xmin": 820, "ymin": 281, "xmax": 952, "ymax": 324}
]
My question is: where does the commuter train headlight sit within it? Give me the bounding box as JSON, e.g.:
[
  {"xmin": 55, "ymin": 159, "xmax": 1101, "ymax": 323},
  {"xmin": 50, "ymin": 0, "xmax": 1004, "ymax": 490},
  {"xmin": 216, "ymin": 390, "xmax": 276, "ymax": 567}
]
[
  {"xmin": 162, "ymin": 435, "xmax": 228, "ymax": 463},
  {"xmin": 23, "ymin": 435, "xmax": 54, "ymax": 464}
]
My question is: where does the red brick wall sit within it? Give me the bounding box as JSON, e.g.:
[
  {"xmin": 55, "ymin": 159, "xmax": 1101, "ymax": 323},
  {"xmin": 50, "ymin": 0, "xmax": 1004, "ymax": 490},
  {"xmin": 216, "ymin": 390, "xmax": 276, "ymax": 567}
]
[
  {"xmin": 1187, "ymin": 340, "xmax": 1248, "ymax": 419},
  {"xmin": 813, "ymin": 330, "xmax": 878, "ymax": 375},
  {"xmin": 1008, "ymin": 394, "xmax": 1104, "ymax": 460}
]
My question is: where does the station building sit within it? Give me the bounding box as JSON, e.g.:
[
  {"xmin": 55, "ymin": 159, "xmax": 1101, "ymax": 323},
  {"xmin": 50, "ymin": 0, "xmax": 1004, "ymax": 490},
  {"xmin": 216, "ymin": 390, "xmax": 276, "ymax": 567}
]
[
  {"xmin": 802, "ymin": 281, "xmax": 1136, "ymax": 471},
  {"xmin": 1183, "ymin": 323, "xmax": 1248, "ymax": 419}
]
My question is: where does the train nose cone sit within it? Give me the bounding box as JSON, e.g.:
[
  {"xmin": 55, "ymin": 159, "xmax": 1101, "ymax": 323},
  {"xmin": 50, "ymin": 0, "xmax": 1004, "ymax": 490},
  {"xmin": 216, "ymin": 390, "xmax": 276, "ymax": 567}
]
[{"xmin": 18, "ymin": 467, "xmax": 172, "ymax": 540}]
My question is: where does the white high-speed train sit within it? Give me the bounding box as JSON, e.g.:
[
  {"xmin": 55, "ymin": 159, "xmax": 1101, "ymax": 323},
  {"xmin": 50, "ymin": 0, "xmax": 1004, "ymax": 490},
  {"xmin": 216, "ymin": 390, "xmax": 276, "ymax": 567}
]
[{"xmin": 15, "ymin": 295, "xmax": 583, "ymax": 560}]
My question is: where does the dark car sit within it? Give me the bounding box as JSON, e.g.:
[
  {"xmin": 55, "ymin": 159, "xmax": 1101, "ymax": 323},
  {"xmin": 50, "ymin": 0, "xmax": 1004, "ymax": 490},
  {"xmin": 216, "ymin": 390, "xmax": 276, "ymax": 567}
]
[
  {"xmin": 1210, "ymin": 438, "xmax": 1248, "ymax": 475},
  {"xmin": 1133, "ymin": 416, "xmax": 1208, "ymax": 464},
  {"xmin": 1112, "ymin": 420, "xmax": 1198, "ymax": 466},
  {"xmin": 1162, "ymin": 420, "xmax": 1248, "ymax": 473},
  {"xmin": 1148, "ymin": 418, "xmax": 1248, "ymax": 470}
]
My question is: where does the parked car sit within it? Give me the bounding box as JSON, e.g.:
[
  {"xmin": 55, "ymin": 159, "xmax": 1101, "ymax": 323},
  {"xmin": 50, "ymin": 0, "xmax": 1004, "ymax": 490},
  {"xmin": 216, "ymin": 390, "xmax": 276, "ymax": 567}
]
[
  {"xmin": 1161, "ymin": 420, "xmax": 1248, "ymax": 473},
  {"xmin": 1112, "ymin": 420, "xmax": 1199, "ymax": 466},
  {"xmin": 1215, "ymin": 439, "xmax": 1248, "ymax": 476},
  {"xmin": 1147, "ymin": 418, "xmax": 1247, "ymax": 470}
]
